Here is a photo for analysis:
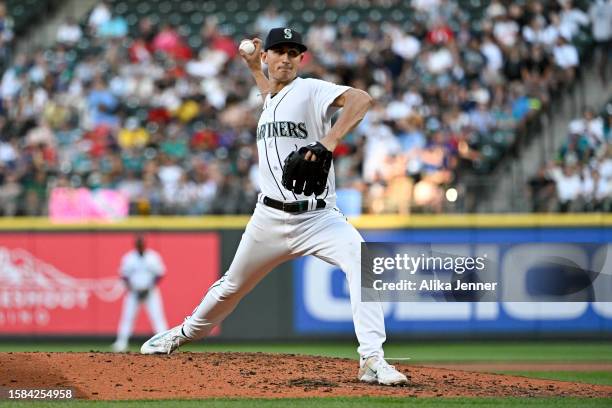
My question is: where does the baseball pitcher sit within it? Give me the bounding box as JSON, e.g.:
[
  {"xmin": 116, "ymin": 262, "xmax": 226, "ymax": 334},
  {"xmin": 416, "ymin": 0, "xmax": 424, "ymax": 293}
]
[{"xmin": 141, "ymin": 28, "xmax": 407, "ymax": 385}]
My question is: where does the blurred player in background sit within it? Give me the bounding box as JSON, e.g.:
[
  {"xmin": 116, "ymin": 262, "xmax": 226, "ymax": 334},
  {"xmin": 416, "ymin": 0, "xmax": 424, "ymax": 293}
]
[{"xmin": 112, "ymin": 234, "xmax": 168, "ymax": 352}]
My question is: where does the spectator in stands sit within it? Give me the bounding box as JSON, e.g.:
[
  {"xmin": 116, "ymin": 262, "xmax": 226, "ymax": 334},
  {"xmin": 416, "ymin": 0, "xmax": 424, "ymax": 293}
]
[
  {"xmin": 548, "ymin": 163, "xmax": 582, "ymax": 212},
  {"xmin": 0, "ymin": 0, "xmax": 601, "ymax": 216},
  {"xmin": 604, "ymin": 108, "xmax": 612, "ymax": 143},
  {"xmin": 461, "ymin": 37, "xmax": 486, "ymax": 82},
  {"xmin": 56, "ymin": 17, "xmax": 83, "ymax": 46},
  {"xmin": 306, "ymin": 20, "xmax": 337, "ymax": 54},
  {"xmin": 388, "ymin": 24, "xmax": 421, "ymax": 62},
  {"xmin": 88, "ymin": 0, "xmax": 111, "ymax": 34},
  {"xmin": 254, "ymin": 5, "xmax": 287, "ymax": 37},
  {"xmin": 200, "ymin": 18, "xmax": 237, "ymax": 60},
  {"xmin": 552, "ymin": 35, "xmax": 579, "ymax": 82},
  {"xmin": 97, "ymin": 14, "xmax": 128, "ymax": 39},
  {"xmin": 493, "ymin": 10, "xmax": 520, "ymax": 49},
  {"xmin": 527, "ymin": 165, "xmax": 556, "ymax": 212},
  {"xmin": 559, "ymin": 0, "xmax": 589, "ymax": 40},
  {"xmin": 589, "ymin": 0, "xmax": 612, "ymax": 84},
  {"xmin": 480, "ymin": 33, "xmax": 504, "ymax": 74},
  {"xmin": 485, "ymin": 0, "xmax": 506, "ymax": 21},
  {"xmin": 426, "ymin": 17, "xmax": 454, "ymax": 46},
  {"xmin": 0, "ymin": 1, "xmax": 13, "ymax": 68},
  {"xmin": 0, "ymin": 172, "xmax": 21, "ymax": 216},
  {"xmin": 584, "ymin": 168, "xmax": 610, "ymax": 211},
  {"xmin": 522, "ymin": 16, "xmax": 549, "ymax": 47},
  {"xmin": 412, "ymin": 0, "xmax": 441, "ymax": 16},
  {"xmin": 152, "ymin": 23, "xmax": 192, "ymax": 61},
  {"xmin": 545, "ymin": 12, "xmax": 572, "ymax": 45},
  {"xmin": 87, "ymin": 76, "xmax": 119, "ymax": 128}
]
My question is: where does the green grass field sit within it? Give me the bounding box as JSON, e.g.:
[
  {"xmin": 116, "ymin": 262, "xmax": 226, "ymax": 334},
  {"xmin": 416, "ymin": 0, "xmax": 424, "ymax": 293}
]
[
  {"xmin": 1, "ymin": 341, "xmax": 610, "ymax": 407},
  {"xmin": 1, "ymin": 340, "xmax": 610, "ymax": 361},
  {"xmin": 2, "ymin": 398, "xmax": 612, "ymax": 408}
]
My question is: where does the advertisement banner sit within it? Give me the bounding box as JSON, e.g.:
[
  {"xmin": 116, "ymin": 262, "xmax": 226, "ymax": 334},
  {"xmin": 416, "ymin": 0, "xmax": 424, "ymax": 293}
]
[
  {"xmin": 49, "ymin": 188, "xmax": 129, "ymax": 221},
  {"xmin": 294, "ymin": 228, "xmax": 612, "ymax": 335},
  {"xmin": 0, "ymin": 232, "xmax": 219, "ymax": 336}
]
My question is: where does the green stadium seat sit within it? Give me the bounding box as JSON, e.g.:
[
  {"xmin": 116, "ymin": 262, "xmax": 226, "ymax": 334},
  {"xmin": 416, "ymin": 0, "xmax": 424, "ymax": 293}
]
[
  {"xmin": 190, "ymin": 13, "xmax": 205, "ymax": 26},
  {"xmin": 135, "ymin": 2, "xmax": 151, "ymax": 15},
  {"xmin": 168, "ymin": 13, "xmax": 182, "ymax": 26},
  {"xmin": 225, "ymin": 1, "xmax": 239, "ymax": 13},
  {"xmin": 180, "ymin": 1, "xmax": 196, "ymax": 14},
  {"xmin": 390, "ymin": 9, "xmax": 406, "ymax": 23},
  {"xmin": 245, "ymin": 0, "xmax": 261, "ymax": 12},
  {"xmin": 311, "ymin": 0, "xmax": 325, "ymax": 12},
  {"xmin": 202, "ymin": 2, "xmax": 218, "ymax": 13},
  {"xmin": 113, "ymin": 2, "xmax": 128, "ymax": 15},
  {"xmin": 344, "ymin": 9, "xmax": 360, "ymax": 24},
  {"xmin": 235, "ymin": 12, "xmax": 250, "ymax": 26},
  {"xmin": 215, "ymin": 12, "xmax": 228, "ymax": 24},
  {"xmin": 368, "ymin": 9, "xmax": 383, "ymax": 23},
  {"xmin": 323, "ymin": 10, "xmax": 338, "ymax": 24},
  {"xmin": 289, "ymin": 0, "xmax": 305, "ymax": 12},
  {"xmin": 188, "ymin": 35, "xmax": 202, "ymax": 49},
  {"xmin": 157, "ymin": 2, "xmax": 173, "ymax": 15},
  {"xmin": 123, "ymin": 12, "xmax": 138, "ymax": 26},
  {"xmin": 178, "ymin": 25, "xmax": 192, "ymax": 38},
  {"xmin": 301, "ymin": 10, "xmax": 316, "ymax": 24}
]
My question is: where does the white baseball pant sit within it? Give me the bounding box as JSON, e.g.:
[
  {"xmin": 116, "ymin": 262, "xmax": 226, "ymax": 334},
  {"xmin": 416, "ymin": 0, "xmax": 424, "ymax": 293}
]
[
  {"xmin": 116, "ymin": 287, "xmax": 169, "ymax": 347},
  {"xmin": 182, "ymin": 202, "xmax": 386, "ymax": 359}
]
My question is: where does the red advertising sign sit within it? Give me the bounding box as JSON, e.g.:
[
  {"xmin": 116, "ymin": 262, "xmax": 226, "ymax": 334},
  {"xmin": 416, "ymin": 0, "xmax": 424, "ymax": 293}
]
[{"xmin": 0, "ymin": 232, "xmax": 220, "ymax": 336}]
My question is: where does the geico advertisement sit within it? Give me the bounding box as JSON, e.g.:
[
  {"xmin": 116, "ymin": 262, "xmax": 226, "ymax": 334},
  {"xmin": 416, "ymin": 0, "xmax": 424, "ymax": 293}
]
[
  {"xmin": 0, "ymin": 232, "xmax": 219, "ymax": 335},
  {"xmin": 294, "ymin": 240, "xmax": 612, "ymax": 334}
]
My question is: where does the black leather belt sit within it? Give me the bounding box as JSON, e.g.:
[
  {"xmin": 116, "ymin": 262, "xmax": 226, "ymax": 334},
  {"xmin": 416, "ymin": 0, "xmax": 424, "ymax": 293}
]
[{"xmin": 263, "ymin": 196, "xmax": 326, "ymax": 213}]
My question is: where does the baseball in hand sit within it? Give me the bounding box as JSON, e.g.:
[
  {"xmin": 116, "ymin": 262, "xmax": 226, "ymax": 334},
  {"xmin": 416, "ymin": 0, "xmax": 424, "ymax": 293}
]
[{"xmin": 239, "ymin": 39, "xmax": 256, "ymax": 55}]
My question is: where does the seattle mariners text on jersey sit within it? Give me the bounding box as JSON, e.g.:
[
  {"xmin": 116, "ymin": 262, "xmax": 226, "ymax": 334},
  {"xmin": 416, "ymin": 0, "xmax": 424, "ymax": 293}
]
[{"xmin": 256, "ymin": 121, "xmax": 308, "ymax": 140}]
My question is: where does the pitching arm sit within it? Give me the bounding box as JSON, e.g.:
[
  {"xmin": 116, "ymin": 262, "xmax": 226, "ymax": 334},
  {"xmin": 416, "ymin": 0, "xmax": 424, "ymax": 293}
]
[
  {"xmin": 309, "ymin": 88, "xmax": 373, "ymax": 160},
  {"xmin": 239, "ymin": 38, "xmax": 270, "ymax": 103}
]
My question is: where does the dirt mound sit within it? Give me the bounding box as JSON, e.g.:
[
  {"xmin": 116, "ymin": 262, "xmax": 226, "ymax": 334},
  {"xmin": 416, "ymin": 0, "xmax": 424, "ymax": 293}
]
[{"xmin": 1, "ymin": 352, "xmax": 610, "ymax": 400}]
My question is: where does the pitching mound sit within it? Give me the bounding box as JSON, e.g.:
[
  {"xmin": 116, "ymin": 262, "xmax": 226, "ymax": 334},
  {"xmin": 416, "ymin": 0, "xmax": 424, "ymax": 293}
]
[{"xmin": 1, "ymin": 352, "xmax": 611, "ymax": 400}]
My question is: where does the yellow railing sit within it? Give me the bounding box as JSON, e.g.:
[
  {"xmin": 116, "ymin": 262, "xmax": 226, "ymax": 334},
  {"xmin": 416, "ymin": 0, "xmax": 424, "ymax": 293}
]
[{"xmin": 0, "ymin": 213, "xmax": 610, "ymax": 230}]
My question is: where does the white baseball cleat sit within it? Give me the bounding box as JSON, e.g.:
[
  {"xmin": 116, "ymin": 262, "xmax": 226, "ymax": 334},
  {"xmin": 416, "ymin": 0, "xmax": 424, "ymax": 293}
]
[
  {"xmin": 140, "ymin": 325, "xmax": 190, "ymax": 355},
  {"xmin": 358, "ymin": 356, "xmax": 408, "ymax": 386}
]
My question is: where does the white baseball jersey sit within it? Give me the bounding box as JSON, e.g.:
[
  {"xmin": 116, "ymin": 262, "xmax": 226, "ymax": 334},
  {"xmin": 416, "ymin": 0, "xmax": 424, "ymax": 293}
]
[
  {"xmin": 181, "ymin": 76, "xmax": 387, "ymax": 361},
  {"xmin": 115, "ymin": 249, "xmax": 168, "ymax": 350},
  {"xmin": 256, "ymin": 77, "xmax": 349, "ymax": 205},
  {"xmin": 119, "ymin": 249, "xmax": 165, "ymax": 292}
]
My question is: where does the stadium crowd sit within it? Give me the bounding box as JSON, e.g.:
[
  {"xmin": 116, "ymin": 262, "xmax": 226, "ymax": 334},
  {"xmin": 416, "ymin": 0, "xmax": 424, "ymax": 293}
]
[
  {"xmin": 0, "ymin": 1, "xmax": 13, "ymax": 72},
  {"xmin": 0, "ymin": 0, "xmax": 609, "ymax": 216},
  {"xmin": 528, "ymin": 102, "xmax": 612, "ymax": 212}
]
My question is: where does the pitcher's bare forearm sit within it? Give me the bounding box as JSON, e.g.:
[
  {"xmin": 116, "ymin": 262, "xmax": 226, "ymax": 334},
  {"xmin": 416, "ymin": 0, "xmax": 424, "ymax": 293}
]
[
  {"xmin": 319, "ymin": 88, "xmax": 373, "ymax": 152},
  {"xmin": 250, "ymin": 69, "xmax": 270, "ymax": 103}
]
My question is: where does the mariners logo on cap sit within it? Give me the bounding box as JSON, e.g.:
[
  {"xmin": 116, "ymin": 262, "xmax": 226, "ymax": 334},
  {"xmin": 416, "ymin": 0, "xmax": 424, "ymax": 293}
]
[{"xmin": 264, "ymin": 27, "xmax": 307, "ymax": 52}]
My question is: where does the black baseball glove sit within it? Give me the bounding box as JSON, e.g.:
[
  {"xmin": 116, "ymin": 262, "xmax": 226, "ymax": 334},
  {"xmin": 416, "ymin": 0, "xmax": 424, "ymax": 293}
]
[
  {"xmin": 136, "ymin": 289, "xmax": 150, "ymax": 301},
  {"xmin": 282, "ymin": 142, "xmax": 332, "ymax": 196}
]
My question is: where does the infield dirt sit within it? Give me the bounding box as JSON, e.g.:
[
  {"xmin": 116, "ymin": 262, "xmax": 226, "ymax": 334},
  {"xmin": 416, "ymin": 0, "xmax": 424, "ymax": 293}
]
[{"xmin": 1, "ymin": 352, "xmax": 610, "ymax": 400}]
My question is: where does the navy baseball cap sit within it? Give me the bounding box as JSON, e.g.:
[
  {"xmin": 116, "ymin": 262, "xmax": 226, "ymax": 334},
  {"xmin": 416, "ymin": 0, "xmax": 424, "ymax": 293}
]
[{"xmin": 264, "ymin": 27, "xmax": 307, "ymax": 53}]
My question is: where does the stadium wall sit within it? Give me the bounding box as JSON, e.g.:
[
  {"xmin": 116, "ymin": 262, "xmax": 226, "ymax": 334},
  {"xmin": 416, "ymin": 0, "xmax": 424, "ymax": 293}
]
[{"xmin": 0, "ymin": 214, "xmax": 610, "ymax": 340}]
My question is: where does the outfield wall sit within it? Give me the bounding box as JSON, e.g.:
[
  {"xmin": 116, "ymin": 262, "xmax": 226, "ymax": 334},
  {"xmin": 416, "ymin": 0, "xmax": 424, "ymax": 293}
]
[{"xmin": 0, "ymin": 214, "xmax": 610, "ymax": 339}]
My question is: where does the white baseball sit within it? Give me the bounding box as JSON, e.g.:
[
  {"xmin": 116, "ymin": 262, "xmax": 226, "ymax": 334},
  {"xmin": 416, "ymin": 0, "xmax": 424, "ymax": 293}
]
[{"xmin": 239, "ymin": 40, "xmax": 256, "ymax": 55}]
